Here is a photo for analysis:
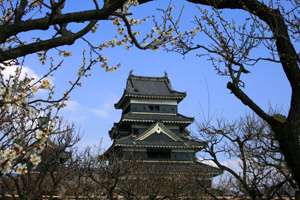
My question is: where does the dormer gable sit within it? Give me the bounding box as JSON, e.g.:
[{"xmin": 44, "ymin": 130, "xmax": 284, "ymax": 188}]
[{"xmin": 136, "ymin": 122, "xmax": 181, "ymax": 142}]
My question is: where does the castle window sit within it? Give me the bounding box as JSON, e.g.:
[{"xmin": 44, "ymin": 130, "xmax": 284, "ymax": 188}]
[
  {"xmin": 148, "ymin": 105, "xmax": 159, "ymax": 112},
  {"xmin": 132, "ymin": 128, "xmax": 139, "ymax": 134},
  {"xmin": 147, "ymin": 148, "xmax": 171, "ymax": 159},
  {"xmin": 149, "ymin": 105, "xmax": 154, "ymax": 111}
]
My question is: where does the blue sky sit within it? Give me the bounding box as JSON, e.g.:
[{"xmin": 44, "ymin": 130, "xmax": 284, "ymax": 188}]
[{"xmin": 23, "ymin": 1, "xmax": 291, "ymax": 150}]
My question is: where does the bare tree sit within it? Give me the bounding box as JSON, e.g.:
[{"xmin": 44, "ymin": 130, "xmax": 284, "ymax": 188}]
[
  {"xmin": 72, "ymin": 148, "xmax": 210, "ymax": 200},
  {"xmin": 149, "ymin": 0, "xmax": 300, "ymax": 197},
  {"xmin": 198, "ymin": 113, "xmax": 296, "ymax": 199}
]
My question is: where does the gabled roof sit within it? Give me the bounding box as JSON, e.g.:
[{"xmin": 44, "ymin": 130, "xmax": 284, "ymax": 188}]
[
  {"xmin": 113, "ymin": 122, "xmax": 204, "ymax": 150},
  {"xmin": 136, "ymin": 122, "xmax": 181, "ymax": 141},
  {"xmin": 115, "ymin": 73, "xmax": 186, "ymax": 109}
]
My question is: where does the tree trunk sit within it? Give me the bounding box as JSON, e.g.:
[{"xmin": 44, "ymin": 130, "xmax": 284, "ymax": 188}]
[
  {"xmin": 108, "ymin": 189, "xmax": 115, "ymax": 200},
  {"xmin": 287, "ymin": 91, "xmax": 300, "ymax": 186},
  {"xmin": 274, "ymin": 90, "xmax": 300, "ymax": 198},
  {"xmin": 280, "ymin": 127, "xmax": 300, "ymax": 180},
  {"xmin": 296, "ymin": 191, "xmax": 300, "ymax": 200}
]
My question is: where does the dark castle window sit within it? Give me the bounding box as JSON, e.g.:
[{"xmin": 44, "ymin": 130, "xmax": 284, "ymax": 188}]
[
  {"xmin": 149, "ymin": 105, "xmax": 154, "ymax": 111},
  {"xmin": 148, "ymin": 105, "xmax": 160, "ymax": 112},
  {"xmin": 147, "ymin": 148, "xmax": 171, "ymax": 159},
  {"xmin": 132, "ymin": 128, "xmax": 139, "ymax": 134}
]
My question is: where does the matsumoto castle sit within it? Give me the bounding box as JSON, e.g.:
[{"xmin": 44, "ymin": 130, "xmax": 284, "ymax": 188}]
[{"xmin": 103, "ymin": 72, "xmax": 221, "ymax": 196}]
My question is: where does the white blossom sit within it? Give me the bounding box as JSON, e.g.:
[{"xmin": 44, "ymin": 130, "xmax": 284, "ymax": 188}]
[
  {"xmin": 30, "ymin": 153, "xmax": 41, "ymax": 166},
  {"xmin": 15, "ymin": 163, "xmax": 28, "ymax": 174}
]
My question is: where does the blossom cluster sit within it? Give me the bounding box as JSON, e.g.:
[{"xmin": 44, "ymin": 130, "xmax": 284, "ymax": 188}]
[
  {"xmin": 0, "ymin": 65, "xmax": 59, "ymax": 175},
  {"xmin": 93, "ymin": 3, "xmax": 179, "ymax": 72}
]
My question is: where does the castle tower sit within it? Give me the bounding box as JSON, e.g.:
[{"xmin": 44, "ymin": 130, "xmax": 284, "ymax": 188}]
[{"xmin": 104, "ymin": 73, "xmax": 220, "ymax": 191}]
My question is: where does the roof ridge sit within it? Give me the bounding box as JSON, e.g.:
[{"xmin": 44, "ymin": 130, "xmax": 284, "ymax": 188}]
[
  {"xmin": 128, "ymin": 73, "xmax": 168, "ymax": 81},
  {"xmin": 128, "ymin": 73, "xmax": 186, "ymax": 95}
]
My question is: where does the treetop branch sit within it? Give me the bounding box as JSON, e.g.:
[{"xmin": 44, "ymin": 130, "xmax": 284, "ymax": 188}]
[
  {"xmin": 0, "ymin": 0, "xmax": 127, "ymax": 44},
  {"xmin": 227, "ymin": 82, "xmax": 282, "ymax": 128},
  {"xmin": 0, "ymin": 21, "xmax": 97, "ymax": 62}
]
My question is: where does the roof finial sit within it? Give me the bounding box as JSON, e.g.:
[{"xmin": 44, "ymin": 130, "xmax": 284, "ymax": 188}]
[
  {"xmin": 164, "ymin": 71, "xmax": 168, "ymax": 78},
  {"xmin": 164, "ymin": 71, "xmax": 170, "ymax": 84},
  {"xmin": 129, "ymin": 70, "xmax": 134, "ymax": 77}
]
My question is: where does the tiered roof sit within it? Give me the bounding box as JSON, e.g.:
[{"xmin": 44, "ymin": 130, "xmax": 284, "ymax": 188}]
[
  {"xmin": 113, "ymin": 122, "xmax": 204, "ymax": 149},
  {"xmin": 115, "ymin": 73, "xmax": 186, "ymax": 109},
  {"xmin": 105, "ymin": 73, "xmax": 222, "ymax": 179},
  {"xmin": 120, "ymin": 113, "xmax": 194, "ymax": 124}
]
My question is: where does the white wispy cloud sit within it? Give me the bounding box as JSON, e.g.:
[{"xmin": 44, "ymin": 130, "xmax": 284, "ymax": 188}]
[
  {"xmin": 1, "ymin": 64, "xmax": 39, "ymax": 80},
  {"xmin": 62, "ymin": 100, "xmax": 88, "ymax": 124},
  {"xmin": 65, "ymin": 100, "xmax": 81, "ymax": 111},
  {"xmin": 62, "ymin": 96, "xmax": 118, "ymax": 125},
  {"xmin": 90, "ymin": 101, "xmax": 115, "ymax": 119}
]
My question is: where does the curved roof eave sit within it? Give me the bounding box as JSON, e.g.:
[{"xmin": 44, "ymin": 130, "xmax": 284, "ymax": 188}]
[{"xmin": 114, "ymin": 93, "xmax": 186, "ymax": 109}]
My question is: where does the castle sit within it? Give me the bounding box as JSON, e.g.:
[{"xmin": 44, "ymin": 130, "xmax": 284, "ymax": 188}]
[{"xmin": 104, "ymin": 72, "xmax": 221, "ymax": 197}]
